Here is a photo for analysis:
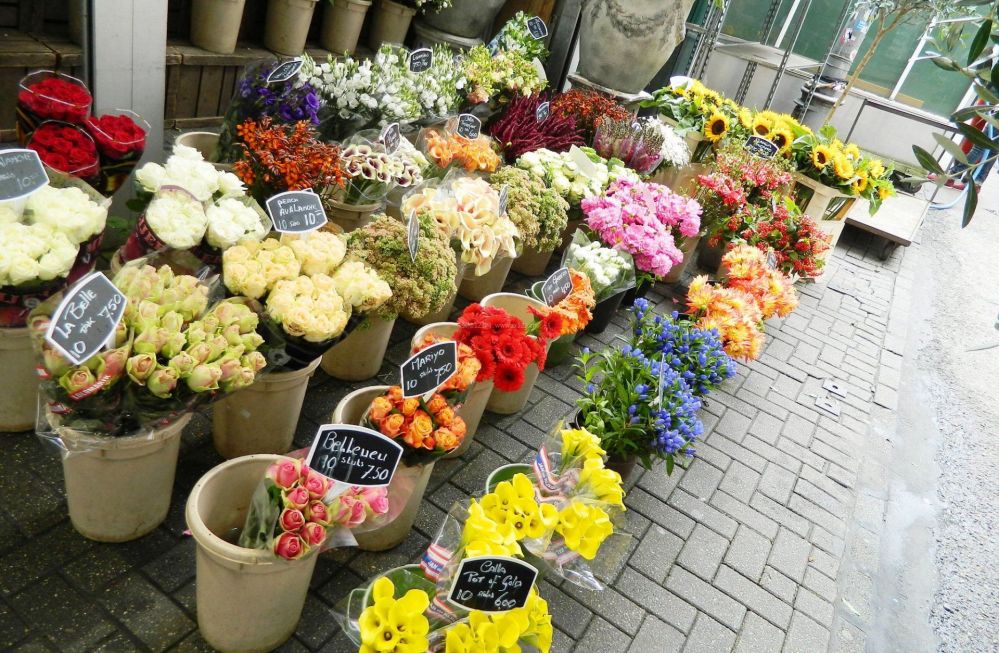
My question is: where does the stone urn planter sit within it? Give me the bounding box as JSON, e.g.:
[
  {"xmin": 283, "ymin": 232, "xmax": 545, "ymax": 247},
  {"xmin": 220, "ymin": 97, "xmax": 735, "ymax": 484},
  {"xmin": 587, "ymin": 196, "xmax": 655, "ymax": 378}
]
[
  {"xmin": 191, "ymin": 0, "xmax": 247, "ymax": 54},
  {"xmin": 320, "ymin": 0, "xmax": 370, "ymax": 54},
  {"xmin": 576, "ymin": 0, "xmax": 697, "ymax": 95},
  {"xmin": 420, "ymin": 0, "xmax": 506, "ymax": 38},
  {"xmin": 368, "ymin": 0, "xmax": 416, "ymax": 49}
]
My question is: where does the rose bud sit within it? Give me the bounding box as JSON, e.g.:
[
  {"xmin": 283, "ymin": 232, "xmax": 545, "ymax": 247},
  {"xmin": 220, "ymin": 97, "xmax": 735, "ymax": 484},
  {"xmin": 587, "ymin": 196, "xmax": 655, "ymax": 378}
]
[
  {"xmin": 186, "ymin": 342, "xmax": 212, "ymax": 364},
  {"xmin": 359, "ymin": 487, "xmax": 389, "ymax": 515},
  {"xmin": 206, "ymin": 335, "xmax": 228, "ymax": 362},
  {"xmin": 94, "ymin": 347, "xmax": 129, "ymax": 381},
  {"xmin": 283, "ymin": 486, "xmax": 310, "ymax": 510},
  {"xmin": 160, "ymin": 331, "xmax": 187, "ymax": 359},
  {"xmin": 222, "ymin": 323, "xmax": 243, "ymax": 347},
  {"xmin": 185, "ymin": 363, "xmax": 222, "ymax": 392},
  {"xmin": 307, "ymin": 500, "xmax": 331, "ymax": 525},
  {"xmin": 136, "ymin": 299, "xmax": 160, "ymax": 322},
  {"xmin": 180, "ymin": 293, "xmax": 208, "ymax": 318},
  {"xmin": 217, "ymin": 357, "xmax": 243, "ymax": 383},
  {"xmin": 278, "ymin": 508, "xmax": 306, "ymax": 532},
  {"xmin": 238, "ymin": 312, "xmax": 258, "ymax": 334},
  {"xmin": 201, "ymin": 315, "xmax": 220, "ymax": 334},
  {"xmin": 132, "ymin": 328, "xmax": 164, "ymax": 355},
  {"xmin": 59, "ymin": 367, "xmax": 96, "ymax": 395},
  {"xmin": 266, "ymin": 458, "xmax": 302, "ymax": 489},
  {"xmin": 42, "ymin": 345, "xmax": 72, "ymax": 377},
  {"xmin": 241, "ymin": 351, "xmax": 266, "ymax": 373},
  {"xmin": 185, "ymin": 323, "xmax": 207, "ymax": 346},
  {"xmin": 221, "ymin": 367, "xmax": 256, "ymax": 393},
  {"xmin": 300, "ymin": 521, "xmax": 326, "ymax": 547},
  {"xmin": 160, "ymin": 311, "xmax": 184, "ymax": 333},
  {"xmin": 126, "ymin": 354, "xmax": 157, "ymax": 384},
  {"xmin": 147, "ymin": 367, "xmax": 180, "ymax": 398},
  {"xmin": 303, "ymin": 470, "xmax": 330, "ymax": 500},
  {"xmin": 114, "ymin": 320, "xmax": 129, "ymax": 347},
  {"xmin": 272, "ymin": 531, "xmax": 308, "ymax": 561},
  {"xmin": 212, "ymin": 301, "xmax": 240, "ymax": 326},
  {"xmin": 168, "ymin": 352, "xmax": 197, "ymax": 376},
  {"xmin": 241, "ymin": 332, "xmax": 265, "ymax": 351}
]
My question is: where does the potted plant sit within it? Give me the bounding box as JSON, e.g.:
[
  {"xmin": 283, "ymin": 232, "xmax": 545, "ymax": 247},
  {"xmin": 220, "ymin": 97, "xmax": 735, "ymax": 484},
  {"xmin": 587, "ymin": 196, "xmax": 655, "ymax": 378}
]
[
  {"xmin": 642, "ymin": 80, "xmax": 740, "ymax": 163},
  {"xmin": 320, "ymin": 0, "xmax": 371, "ymax": 54},
  {"xmin": 491, "ymin": 165, "xmax": 570, "ymax": 277},
  {"xmin": 265, "ymin": 0, "xmax": 320, "ymax": 56}
]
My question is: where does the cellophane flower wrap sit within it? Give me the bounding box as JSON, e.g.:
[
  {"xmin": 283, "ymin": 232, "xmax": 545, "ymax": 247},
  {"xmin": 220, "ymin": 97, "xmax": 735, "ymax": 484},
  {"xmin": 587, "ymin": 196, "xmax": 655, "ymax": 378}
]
[
  {"xmin": 362, "ymin": 386, "xmax": 468, "ymax": 465},
  {"xmin": 28, "ymin": 262, "xmax": 267, "ymax": 444},
  {"xmin": 686, "ymin": 275, "xmax": 765, "ymax": 361},
  {"xmin": 0, "ymin": 170, "xmax": 109, "ymax": 327},
  {"xmin": 582, "ymin": 179, "xmax": 701, "ymax": 280},
  {"xmin": 16, "ymin": 70, "xmax": 92, "ymax": 145},
  {"xmin": 527, "ymin": 269, "xmax": 595, "ymax": 338},
  {"xmin": 489, "ymin": 166, "xmax": 568, "ymax": 253},
  {"xmin": 561, "ymin": 230, "xmax": 636, "ymax": 303},
  {"xmin": 452, "ymin": 303, "xmax": 548, "ymax": 393},
  {"xmin": 338, "ymin": 132, "xmax": 423, "ymax": 206},
  {"xmin": 491, "ymin": 11, "xmax": 551, "ymax": 61},
  {"xmin": 238, "ymin": 456, "xmax": 389, "ymax": 560},
  {"xmin": 27, "ymin": 121, "xmax": 100, "ymax": 186},
  {"xmin": 575, "ymin": 343, "xmax": 703, "ymax": 473},
  {"xmin": 515, "ymin": 146, "xmax": 638, "ymax": 206},
  {"xmin": 83, "ymin": 110, "xmax": 148, "ymax": 195},
  {"xmin": 489, "ymin": 93, "xmax": 583, "ymax": 160}
]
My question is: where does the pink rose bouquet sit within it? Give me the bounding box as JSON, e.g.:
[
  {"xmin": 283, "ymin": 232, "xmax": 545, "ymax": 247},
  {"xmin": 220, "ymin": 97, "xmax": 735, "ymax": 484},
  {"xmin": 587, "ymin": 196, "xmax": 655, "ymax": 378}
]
[{"xmin": 582, "ymin": 179, "xmax": 701, "ymax": 281}]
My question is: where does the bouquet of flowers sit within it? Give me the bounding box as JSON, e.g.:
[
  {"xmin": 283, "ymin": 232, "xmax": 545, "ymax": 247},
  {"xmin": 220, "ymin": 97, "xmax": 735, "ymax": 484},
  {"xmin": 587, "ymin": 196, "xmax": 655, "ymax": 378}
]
[
  {"xmin": 84, "ymin": 111, "xmax": 148, "ymax": 195},
  {"xmin": 345, "ymin": 214, "xmax": 458, "ymax": 320},
  {"xmin": 629, "ymin": 298, "xmax": 736, "ymax": 396},
  {"xmin": 642, "ymin": 80, "xmax": 742, "ymax": 146},
  {"xmin": 527, "ymin": 269, "xmax": 595, "ymax": 338},
  {"xmin": 562, "ymin": 231, "xmax": 637, "ymax": 302},
  {"xmin": 27, "ymin": 121, "xmax": 100, "ymax": 186},
  {"xmin": 550, "ymin": 89, "xmax": 630, "ymax": 142},
  {"xmin": 593, "ymin": 117, "xmax": 668, "ymax": 176},
  {"xmin": 491, "ymin": 12, "xmax": 550, "ymax": 61},
  {"xmin": 338, "ymin": 141, "xmax": 411, "ymax": 206},
  {"xmin": 686, "ymin": 276, "xmax": 765, "ymax": 361},
  {"xmin": 489, "ymin": 166, "xmax": 568, "ymax": 254},
  {"xmin": 720, "ymin": 245, "xmax": 798, "ymax": 319},
  {"xmin": 421, "ymin": 126, "xmax": 502, "ymax": 173},
  {"xmin": 648, "ymin": 119, "xmax": 691, "ymax": 172},
  {"xmin": 516, "ymin": 146, "xmax": 638, "ymax": 205},
  {"xmin": 452, "ymin": 303, "xmax": 548, "ymax": 392},
  {"xmin": 582, "ymin": 179, "xmax": 701, "ymax": 281},
  {"xmin": 489, "ymin": 92, "xmax": 583, "ymax": 160},
  {"xmin": 412, "ymin": 44, "xmax": 467, "ymax": 121},
  {"xmin": 0, "ymin": 171, "xmax": 110, "ymax": 327},
  {"xmin": 238, "ymin": 457, "xmax": 388, "ymax": 560},
  {"xmin": 363, "ymin": 386, "xmax": 468, "ymax": 463},
  {"xmin": 463, "ymin": 45, "xmax": 547, "ymax": 106},
  {"xmin": 411, "ymin": 333, "xmax": 482, "ymax": 402},
  {"xmin": 16, "ymin": 71, "xmax": 92, "ymax": 144},
  {"xmin": 576, "ymin": 343, "xmax": 703, "ymax": 473},
  {"xmin": 724, "ymin": 198, "xmax": 831, "ymax": 279}
]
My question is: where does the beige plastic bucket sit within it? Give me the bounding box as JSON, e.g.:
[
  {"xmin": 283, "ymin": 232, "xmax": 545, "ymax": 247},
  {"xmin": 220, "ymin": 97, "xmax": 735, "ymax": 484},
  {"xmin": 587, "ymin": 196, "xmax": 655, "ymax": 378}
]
[
  {"xmin": 324, "ymin": 198, "xmax": 380, "ymax": 233},
  {"xmin": 480, "ymin": 292, "xmax": 550, "ymax": 415},
  {"xmin": 186, "ymin": 454, "xmax": 319, "ymax": 652},
  {"xmin": 320, "ymin": 0, "xmax": 371, "ymax": 54},
  {"xmin": 663, "ymin": 234, "xmax": 701, "ymax": 283},
  {"xmin": 212, "ymin": 358, "xmax": 321, "ymax": 459},
  {"xmin": 401, "ymin": 261, "xmax": 465, "ymax": 327},
  {"xmin": 458, "ymin": 256, "xmax": 513, "ymax": 303},
  {"xmin": 264, "ymin": 0, "xmax": 319, "ymax": 55},
  {"xmin": 191, "ymin": 0, "xmax": 247, "ymax": 54},
  {"xmin": 367, "ymin": 0, "xmax": 416, "ymax": 49},
  {"xmin": 511, "ymin": 244, "xmax": 555, "ymax": 277},
  {"xmin": 0, "ymin": 327, "xmax": 39, "ymax": 432},
  {"xmin": 174, "ymin": 131, "xmax": 232, "ymax": 172},
  {"xmin": 321, "ymin": 315, "xmax": 396, "ymax": 382},
  {"xmin": 61, "ymin": 414, "xmax": 192, "ymax": 542}
]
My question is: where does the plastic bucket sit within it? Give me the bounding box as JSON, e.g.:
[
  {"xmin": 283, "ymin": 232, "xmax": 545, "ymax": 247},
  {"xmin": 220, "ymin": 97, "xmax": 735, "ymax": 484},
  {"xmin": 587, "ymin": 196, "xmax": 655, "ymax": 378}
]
[
  {"xmin": 191, "ymin": 0, "xmax": 247, "ymax": 54},
  {"xmin": 0, "ymin": 327, "xmax": 39, "ymax": 432},
  {"xmin": 320, "ymin": 316, "xmax": 395, "ymax": 382},
  {"xmin": 264, "ymin": 0, "xmax": 320, "ymax": 56},
  {"xmin": 511, "ymin": 244, "xmax": 555, "ymax": 277},
  {"xmin": 458, "ymin": 256, "xmax": 513, "ymax": 303},
  {"xmin": 480, "ymin": 292, "xmax": 550, "ymax": 415},
  {"xmin": 320, "ymin": 0, "xmax": 371, "ymax": 54}
]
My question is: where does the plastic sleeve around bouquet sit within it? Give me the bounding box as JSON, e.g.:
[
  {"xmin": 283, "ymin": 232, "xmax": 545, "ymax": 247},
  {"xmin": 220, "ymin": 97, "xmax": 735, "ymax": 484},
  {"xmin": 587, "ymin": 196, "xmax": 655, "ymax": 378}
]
[
  {"xmin": 337, "ymin": 131, "xmax": 400, "ymax": 206},
  {"xmin": 255, "ymin": 307, "xmax": 363, "ymax": 373},
  {"xmin": 416, "ymin": 118, "xmax": 503, "ymax": 176},
  {"xmin": 192, "ymin": 194, "xmax": 271, "ymax": 268},
  {"xmin": 26, "ymin": 120, "xmax": 101, "ymax": 189},
  {"xmin": 84, "ymin": 109, "xmax": 149, "ymax": 196},
  {"xmin": 119, "ymin": 186, "xmax": 208, "ymax": 263},
  {"xmin": 561, "ymin": 229, "xmax": 637, "ymax": 303},
  {"xmin": 16, "ymin": 70, "xmax": 92, "ymax": 145}
]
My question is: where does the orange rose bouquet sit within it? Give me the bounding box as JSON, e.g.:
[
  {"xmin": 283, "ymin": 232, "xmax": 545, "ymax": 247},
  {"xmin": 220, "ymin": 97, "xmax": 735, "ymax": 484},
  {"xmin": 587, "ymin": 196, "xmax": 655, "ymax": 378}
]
[
  {"xmin": 420, "ymin": 126, "xmax": 502, "ymax": 174},
  {"xmin": 363, "ymin": 386, "xmax": 468, "ymax": 464},
  {"xmin": 411, "ymin": 333, "xmax": 482, "ymax": 400}
]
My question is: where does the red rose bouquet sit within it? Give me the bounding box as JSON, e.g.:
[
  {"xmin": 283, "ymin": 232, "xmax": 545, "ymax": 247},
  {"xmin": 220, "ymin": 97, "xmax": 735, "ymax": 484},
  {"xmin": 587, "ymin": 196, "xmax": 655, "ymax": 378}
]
[
  {"xmin": 85, "ymin": 110, "xmax": 148, "ymax": 195},
  {"xmin": 16, "ymin": 70, "xmax": 93, "ymax": 144},
  {"xmin": 27, "ymin": 121, "xmax": 100, "ymax": 186},
  {"xmin": 452, "ymin": 303, "xmax": 549, "ymax": 392},
  {"xmin": 363, "ymin": 387, "xmax": 468, "ymax": 464}
]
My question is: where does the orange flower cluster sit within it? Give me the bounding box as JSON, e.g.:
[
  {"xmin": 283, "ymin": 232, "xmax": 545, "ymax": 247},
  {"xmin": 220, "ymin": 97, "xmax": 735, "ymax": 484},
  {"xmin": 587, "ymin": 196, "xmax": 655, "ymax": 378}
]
[
  {"xmin": 367, "ymin": 387, "xmax": 467, "ymax": 458},
  {"xmin": 686, "ymin": 276, "xmax": 765, "ymax": 361},
  {"xmin": 424, "ymin": 128, "xmax": 501, "ymax": 173},
  {"xmin": 411, "ymin": 334, "xmax": 482, "ymax": 395},
  {"xmin": 720, "ymin": 245, "xmax": 798, "ymax": 319},
  {"xmin": 234, "ymin": 117, "xmax": 345, "ymax": 198},
  {"xmin": 528, "ymin": 269, "xmax": 595, "ymax": 337}
]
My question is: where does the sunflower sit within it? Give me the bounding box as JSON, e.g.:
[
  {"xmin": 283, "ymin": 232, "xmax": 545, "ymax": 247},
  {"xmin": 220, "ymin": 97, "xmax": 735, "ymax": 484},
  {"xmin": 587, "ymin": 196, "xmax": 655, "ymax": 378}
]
[
  {"xmin": 751, "ymin": 114, "xmax": 773, "ymax": 137},
  {"xmin": 832, "ymin": 153, "xmax": 855, "ymax": 180},
  {"xmin": 703, "ymin": 112, "xmax": 729, "ymax": 142},
  {"xmin": 868, "ymin": 159, "xmax": 886, "ymax": 178},
  {"xmin": 812, "ymin": 144, "xmax": 834, "ymax": 170},
  {"xmin": 844, "ymin": 143, "xmax": 861, "ymax": 160},
  {"xmin": 768, "ymin": 127, "xmax": 793, "ymax": 154},
  {"xmin": 851, "ymin": 172, "xmax": 869, "ymax": 194},
  {"xmin": 738, "ymin": 108, "xmax": 754, "ymax": 130},
  {"xmin": 878, "ymin": 184, "xmax": 894, "ymax": 201}
]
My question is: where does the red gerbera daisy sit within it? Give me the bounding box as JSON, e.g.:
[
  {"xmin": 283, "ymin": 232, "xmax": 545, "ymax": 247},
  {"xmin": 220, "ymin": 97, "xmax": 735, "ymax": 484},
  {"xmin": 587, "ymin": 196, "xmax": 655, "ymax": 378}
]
[
  {"xmin": 493, "ymin": 363, "xmax": 526, "ymax": 392},
  {"xmin": 538, "ymin": 312, "xmax": 564, "ymax": 341},
  {"xmin": 495, "ymin": 334, "xmax": 526, "ymax": 365}
]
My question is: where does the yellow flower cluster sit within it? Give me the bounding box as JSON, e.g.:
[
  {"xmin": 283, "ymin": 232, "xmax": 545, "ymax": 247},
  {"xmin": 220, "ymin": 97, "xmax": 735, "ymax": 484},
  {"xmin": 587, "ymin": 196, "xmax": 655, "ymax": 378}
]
[
  {"xmin": 401, "ymin": 187, "xmax": 461, "ymax": 237},
  {"xmin": 444, "ymin": 590, "xmax": 553, "ymax": 653},
  {"xmin": 555, "ymin": 501, "xmax": 614, "ymax": 560},
  {"xmin": 266, "ymin": 274, "xmax": 350, "ymax": 343},
  {"xmin": 358, "ymin": 577, "xmax": 430, "ymax": 653},
  {"xmin": 479, "ymin": 474, "xmax": 558, "ymax": 542},
  {"xmin": 279, "ymin": 231, "xmax": 346, "ymax": 276},
  {"xmin": 461, "ymin": 500, "xmax": 521, "ymax": 558},
  {"xmin": 560, "ymin": 427, "xmax": 605, "ymax": 462},
  {"xmin": 576, "ymin": 457, "xmax": 625, "ymax": 509},
  {"xmin": 330, "ymin": 260, "xmax": 393, "ymax": 313},
  {"xmin": 223, "ymin": 239, "xmax": 300, "ymax": 299}
]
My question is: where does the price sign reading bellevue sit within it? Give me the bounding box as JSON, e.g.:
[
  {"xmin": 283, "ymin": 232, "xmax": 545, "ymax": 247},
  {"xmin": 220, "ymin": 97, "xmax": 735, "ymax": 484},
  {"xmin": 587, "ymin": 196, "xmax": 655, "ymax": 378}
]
[
  {"xmin": 456, "ymin": 113, "xmax": 481, "ymax": 139},
  {"xmin": 0, "ymin": 149, "xmax": 48, "ymax": 201},
  {"xmin": 306, "ymin": 424, "xmax": 403, "ymax": 487},
  {"xmin": 400, "ymin": 341, "xmax": 457, "ymax": 398},
  {"xmin": 744, "ymin": 135, "xmax": 779, "ymax": 159},
  {"xmin": 267, "ymin": 58, "xmax": 304, "ymax": 84},
  {"xmin": 408, "ymin": 47, "xmax": 433, "ymax": 73},
  {"xmin": 448, "ymin": 556, "xmax": 538, "ymax": 613},
  {"xmin": 45, "ymin": 272, "xmax": 126, "ymax": 365},
  {"xmin": 266, "ymin": 190, "xmax": 327, "ymax": 233},
  {"xmin": 541, "ymin": 267, "xmax": 572, "ymax": 306}
]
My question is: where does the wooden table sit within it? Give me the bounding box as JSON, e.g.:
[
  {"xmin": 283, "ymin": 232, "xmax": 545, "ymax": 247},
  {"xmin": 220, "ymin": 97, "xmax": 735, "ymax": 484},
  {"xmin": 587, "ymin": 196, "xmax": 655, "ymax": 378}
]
[{"xmin": 845, "ymin": 192, "xmax": 929, "ymax": 259}]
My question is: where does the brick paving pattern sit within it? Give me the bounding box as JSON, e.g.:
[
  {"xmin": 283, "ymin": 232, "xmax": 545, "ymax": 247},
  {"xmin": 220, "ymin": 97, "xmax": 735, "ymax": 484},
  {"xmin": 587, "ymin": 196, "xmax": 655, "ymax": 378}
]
[{"xmin": 0, "ymin": 227, "xmax": 905, "ymax": 652}]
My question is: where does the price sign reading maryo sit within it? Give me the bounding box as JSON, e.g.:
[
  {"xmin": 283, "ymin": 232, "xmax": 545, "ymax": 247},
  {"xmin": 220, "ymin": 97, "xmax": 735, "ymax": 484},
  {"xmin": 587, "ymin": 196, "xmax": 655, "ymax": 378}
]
[
  {"xmin": 0, "ymin": 148, "xmax": 48, "ymax": 201},
  {"xmin": 527, "ymin": 16, "xmax": 548, "ymax": 39},
  {"xmin": 306, "ymin": 424, "xmax": 403, "ymax": 487},
  {"xmin": 456, "ymin": 113, "xmax": 481, "ymax": 139},
  {"xmin": 267, "ymin": 58, "xmax": 304, "ymax": 84},
  {"xmin": 407, "ymin": 210, "xmax": 420, "ymax": 261},
  {"xmin": 744, "ymin": 135, "xmax": 779, "ymax": 159},
  {"xmin": 400, "ymin": 341, "xmax": 457, "ymax": 399},
  {"xmin": 45, "ymin": 272, "xmax": 127, "ymax": 365},
  {"xmin": 381, "ymin": 122, "xmax": 401, "ymax": 154},
  {"xmin": 266, "ymin": 190, "xmax": 328, "ymax": 233},
  {"xmin": 541, "ymin": 267, "xmax": 572, "ymax": 306},
  {"xmin": 449, "ymin": 556, "xmax": 538, "ymax": 613},
  {"xmin": 408, "ymin": 47, "xmax": 433, "ymax": 73}
]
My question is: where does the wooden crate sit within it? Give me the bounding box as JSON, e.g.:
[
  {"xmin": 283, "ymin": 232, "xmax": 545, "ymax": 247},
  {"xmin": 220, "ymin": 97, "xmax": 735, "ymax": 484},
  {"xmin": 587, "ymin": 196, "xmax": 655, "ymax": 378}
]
[{"xmin": 0, "ymin": 31, "xmax": 60, "ymax": 141}]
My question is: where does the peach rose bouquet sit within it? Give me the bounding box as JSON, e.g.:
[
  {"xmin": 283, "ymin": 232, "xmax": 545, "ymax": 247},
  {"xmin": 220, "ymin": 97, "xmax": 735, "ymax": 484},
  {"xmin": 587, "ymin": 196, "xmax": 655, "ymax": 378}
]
[{"xmin": 363, "ymin": 386, "xmax": 468, "ymax": 464}]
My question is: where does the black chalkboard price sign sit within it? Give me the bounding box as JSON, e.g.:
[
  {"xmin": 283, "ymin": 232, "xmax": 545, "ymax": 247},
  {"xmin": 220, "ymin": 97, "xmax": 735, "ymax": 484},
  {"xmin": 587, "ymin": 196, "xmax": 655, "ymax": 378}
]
[
  {"xmin": 408, "ymin": 47, "xmax": 433, "ymax": 73},
  {"xmin": 305, "ymin": 424, "xmax": 403, "ymax": 487},
  {"xmin": 265, "ymin": 190, "xmax": 327, "ymax": 233},
  {"xmin": 766, "ymin": 249, "xmax": 778, "ymax": 270},
  {"xmin": 744, "ymin": 135, "xmax": 779, "ymax": 159},
  {"xmin": 400, "ymin": 341, "xmax": 457, "ymax": 398},
  {"xmin": 45, "ymin": 272, "xmax": 127, "ymax": 365},
  {"xmin": 407, "ymin": 210, "xmax": 420, "ymax": 261},
  {"xmin": 0, "ymin": 149, "xmax": 48, "ymax": 201},
  {"xmin": 536, "ymin": 101, "xmax": 550, "ymax": 123},
  {"xmin": 448, "ymin": 556, "xmax": 538, "ymax": 613},
  {"xmin": 456, "ymin": 114, "xmax": 481, "ymax": 139},
  {"xmin": 541, "ymin": 267, "xmax": 572, "ymax": 306},
  {"xmin": 381, "ymin": 122, "xmax": 401, "ymax": 155},
  {"xmin": 267, "ymin": 58, "xmax": 304, "ymax": 84},
  {"xmin": 527, "ymin": 16, "xmax": 548, "ymax": 39}
]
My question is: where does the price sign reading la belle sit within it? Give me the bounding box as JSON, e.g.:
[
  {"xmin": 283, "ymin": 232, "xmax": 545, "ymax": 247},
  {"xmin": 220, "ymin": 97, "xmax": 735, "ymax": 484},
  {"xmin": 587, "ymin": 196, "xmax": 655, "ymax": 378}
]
[
  {"xmin": 45, "ymin": 272, "xmax": 127, "ymax": 365},
  {"xmin": 541, "ymin": 267, "xmax": 572, "ymax": 306},
  {"xmin": 266, "ymin": 190, "xmax": 327, "ymax": 233},
  {"xmin": 0, "ymin": 149, "xmax": 48, "ymax": 201},
  {"xmin": 306, "ymin": 424, "xmax": 403, "ymax": 487},
  {"xmin": 267, "ymin": 58, "xmax": 304, "ymax": 84},
  {"xmin": 400, "ymin": 341, "xmax": 457, "ymax": 398},
  {"xmin": 448, "ymin": 556, "xmax": 538, "ymax": 613}
]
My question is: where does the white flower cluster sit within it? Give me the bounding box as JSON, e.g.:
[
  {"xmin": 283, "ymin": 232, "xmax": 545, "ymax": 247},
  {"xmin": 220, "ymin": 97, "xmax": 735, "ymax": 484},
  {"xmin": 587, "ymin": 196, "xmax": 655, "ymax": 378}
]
[
  {"xmin": 567, "ymin": 241, "xmax": 633, "ymax": 293},
  {"xmin": 330, "ymin": 260, "xmax": 392, "ymax": 312},
  {"xmin": 145, "ymin": 189, "xmax": 209, "ymax": 250},
  {"xmin": 24, "ymin": 185, "xmax": 107, "ymax": 245},
  {"xmin": 516, "ymin": 146, "xmax": 639, "ymax": 205},
  {"xmin": 135, "ymin": 144, "xmax": 244, "ymax": 202},
  {"xmin": 206, "ymin": 197, "xmax": 269, "ymax": 250},
  {"xmin": 651, "ymin": 119, "xmax": 691, "ymax": 168},
  {"xmin": 279, "ymin": 231, "xmax": 346, "ymax": 277},
  {"xmin": 452, "ymin": 177, "xmax": 519, "ymax": 276},
  {"xmin": 223, "ymin": 239, "xmax": 301, "ymax": 300}
]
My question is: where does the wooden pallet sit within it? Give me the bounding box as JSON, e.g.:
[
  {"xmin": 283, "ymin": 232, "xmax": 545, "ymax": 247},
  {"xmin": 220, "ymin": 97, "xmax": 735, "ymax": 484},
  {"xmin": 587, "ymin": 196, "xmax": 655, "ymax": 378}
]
[{"xmin": 0, "ymin": 30, "xmax": 81, "ymax": 141}]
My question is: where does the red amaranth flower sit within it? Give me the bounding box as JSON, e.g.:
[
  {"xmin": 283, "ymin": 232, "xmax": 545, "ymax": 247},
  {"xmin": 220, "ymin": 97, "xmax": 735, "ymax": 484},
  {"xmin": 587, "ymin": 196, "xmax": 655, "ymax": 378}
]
[{"xmin": 489, "ymin": 93, "xmax": 583, "ymax": 159}]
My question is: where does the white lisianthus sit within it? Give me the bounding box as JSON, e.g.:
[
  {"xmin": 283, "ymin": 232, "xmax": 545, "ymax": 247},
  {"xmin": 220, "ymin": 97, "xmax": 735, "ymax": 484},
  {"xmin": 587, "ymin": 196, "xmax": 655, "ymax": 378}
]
[
  {"xmin": 145, "ymin": 189, "xmax": 208, "ymax": 249},
  {"xmin": 25, "ymin": 185, "xmax": 107, "ymax": 245},
  {"xmin": 330, "ymin": 261, "xmax": 392, "ymax": 312},
  {"xmin": 206, "ymin": 198, "xmax": 268, "ymax": 250},
  {"xmin": 279, "ymin": 231, "xmax": 347, "ymax": 277},
  {"xmin": 0, "ymin": 222, "xmax": 78, "ymax": 286}
]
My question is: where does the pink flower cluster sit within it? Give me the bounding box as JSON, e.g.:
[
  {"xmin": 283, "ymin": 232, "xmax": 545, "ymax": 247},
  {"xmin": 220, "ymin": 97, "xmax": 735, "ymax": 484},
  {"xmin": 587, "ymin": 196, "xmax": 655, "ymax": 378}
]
[
  {"xmin": 582, "ymin": 179, "xmax": 702, "ymax": 278},
  {"xmin": 329, "ymin": 486, "xmax": 390, "ymax": 528},
  {"xmin": 267, "ymin": 458, "xmax": 335, "ymax": 560}
]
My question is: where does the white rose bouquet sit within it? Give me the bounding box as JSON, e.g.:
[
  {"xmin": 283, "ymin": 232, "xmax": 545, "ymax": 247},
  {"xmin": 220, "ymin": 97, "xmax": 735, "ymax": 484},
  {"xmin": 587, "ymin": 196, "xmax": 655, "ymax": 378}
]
[{"xmin": 563, "ymin": 231, "xmax": 637, "ymax": 302}]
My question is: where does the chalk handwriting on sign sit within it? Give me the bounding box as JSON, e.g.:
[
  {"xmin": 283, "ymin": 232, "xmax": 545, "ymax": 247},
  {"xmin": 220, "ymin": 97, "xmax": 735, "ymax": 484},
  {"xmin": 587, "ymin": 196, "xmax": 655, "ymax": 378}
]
[
  {"xmin": 744, "ymin": 135, "xmax": 779, "ymax": 159},
  {"xmin": 306, "ymin": 424, "xmax": 403, "ymax": 487},
  {"xmin": 381, "ymin": 122, "xmax": 401, "ymax": 155},
  {"xmin": 407, "ymin": 210, "xmax": 419, "ymax": 261},
  {"xmin": 448, "ymin": 556, "xmax": 538, "ymax": 613},
  {"xmin": 536, "ymin": 101, "xmax": 550, "ymax": 123},
  {"xmin": 265, "ymin": 190, "xmax": 327, "ymax": 233},
  {"xmin": 45, "ymin": 272, "xmax": 126, "ymax": 365},
  {"xmin": 408, "ymin": 47, "xmax": 433, "ymax": 73},
  {"xmin": 456, "ymin": 114, "xmax": 481, "ymax": 140},
  {"xmin": 267, "ymin": 58, "xmax": 304, "ymax": 84},
  {"xmin": 0, "ymin": 149, "xmax": 48, "ymax": 201},
  {"xmin": 527, "ymin": 16, "xmax": 548, "ymax": 40},
  {"xmin": 400, "ymin": 341, "xmax": 457, "ymax": 398},
  {"xmin": 541, "ymin": 267, "xmax": 572, "ymax": 306}
]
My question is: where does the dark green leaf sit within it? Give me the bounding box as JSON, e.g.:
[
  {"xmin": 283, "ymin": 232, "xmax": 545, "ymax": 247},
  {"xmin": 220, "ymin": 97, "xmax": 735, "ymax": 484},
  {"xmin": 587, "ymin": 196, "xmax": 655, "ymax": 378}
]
[
  {"xmin": 958, "ymin": 122, "xmax": 999, "ymax": 150},
  {"xmin": 912, "ymin": 145, "xmax": 945, "ymax": 175},
  {"xmin": 933, "ymin": 133, "xmax": 970, "ymax": 165},
  {"xmin": 963, "ymin": 177, "xmax": 978, "ymax": 227},
  {"xmin": 969, "ymin": 20, "xmax": 993, "ymax": 65}
]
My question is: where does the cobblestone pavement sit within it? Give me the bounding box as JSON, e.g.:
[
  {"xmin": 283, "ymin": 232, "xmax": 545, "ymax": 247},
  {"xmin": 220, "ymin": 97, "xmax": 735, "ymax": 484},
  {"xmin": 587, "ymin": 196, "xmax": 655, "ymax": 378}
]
[{"xmin": 0, "ymin": 226, "xmax": 910, "ymax": 652}]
